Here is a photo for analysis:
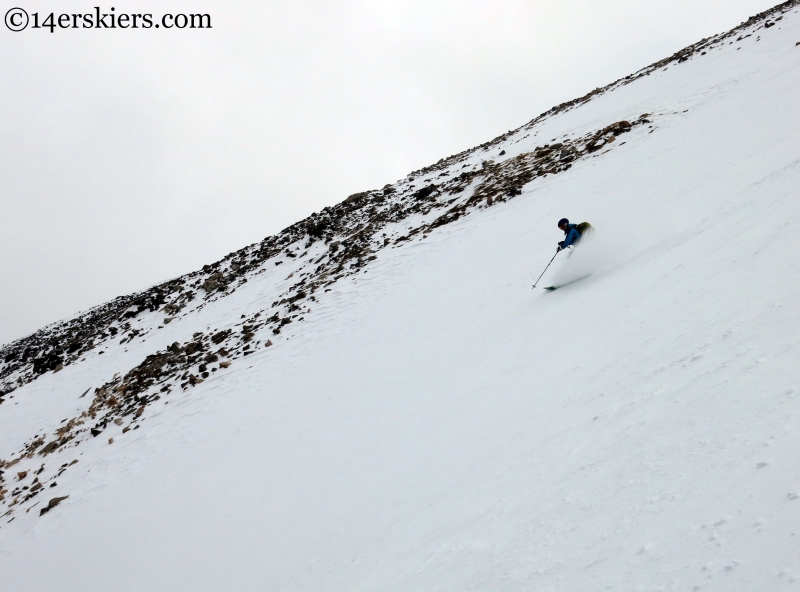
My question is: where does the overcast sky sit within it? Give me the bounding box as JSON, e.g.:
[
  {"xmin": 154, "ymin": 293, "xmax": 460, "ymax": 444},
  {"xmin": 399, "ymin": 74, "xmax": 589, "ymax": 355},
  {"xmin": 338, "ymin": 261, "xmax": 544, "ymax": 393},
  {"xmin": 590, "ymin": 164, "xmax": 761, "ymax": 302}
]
[{"xmin": 0, "ymin": 0, "xmax": 778, "ymax": 345}]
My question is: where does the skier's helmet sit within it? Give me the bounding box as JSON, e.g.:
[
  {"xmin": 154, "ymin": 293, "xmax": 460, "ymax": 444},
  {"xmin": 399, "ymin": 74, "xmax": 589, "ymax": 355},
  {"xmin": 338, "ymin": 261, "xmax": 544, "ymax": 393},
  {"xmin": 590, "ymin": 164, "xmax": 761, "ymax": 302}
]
[{"xmin": 558, "ymin": 218, "xmax": 569, "ymax": 228}]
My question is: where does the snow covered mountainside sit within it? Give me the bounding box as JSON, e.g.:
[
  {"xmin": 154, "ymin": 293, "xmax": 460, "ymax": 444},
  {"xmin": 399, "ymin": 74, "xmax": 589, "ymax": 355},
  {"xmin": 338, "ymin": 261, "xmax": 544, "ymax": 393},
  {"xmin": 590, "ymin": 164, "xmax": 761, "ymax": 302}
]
[{"xmin": 2, "ymin": 2, "xmax": 800, "ymax": 589}]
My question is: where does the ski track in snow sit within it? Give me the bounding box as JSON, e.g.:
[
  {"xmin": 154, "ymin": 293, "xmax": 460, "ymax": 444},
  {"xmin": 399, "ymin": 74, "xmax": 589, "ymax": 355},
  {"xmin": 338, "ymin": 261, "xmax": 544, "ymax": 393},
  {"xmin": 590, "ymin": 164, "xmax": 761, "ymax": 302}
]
[{"xmin": 2, "ymin": 4, "xmax": 800, "ymax": 591}]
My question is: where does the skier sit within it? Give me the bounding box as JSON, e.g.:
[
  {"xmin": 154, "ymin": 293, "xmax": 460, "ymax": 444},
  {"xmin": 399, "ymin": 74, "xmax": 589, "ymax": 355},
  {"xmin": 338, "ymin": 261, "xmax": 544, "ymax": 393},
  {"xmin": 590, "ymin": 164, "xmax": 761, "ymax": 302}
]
[
  {"xmin": 556, "ymin": 218, "xmax": 592, "ymax": 251},
  {"xmin": 533, "ymin": 218, "xmax": 594, "ymax": 289}
]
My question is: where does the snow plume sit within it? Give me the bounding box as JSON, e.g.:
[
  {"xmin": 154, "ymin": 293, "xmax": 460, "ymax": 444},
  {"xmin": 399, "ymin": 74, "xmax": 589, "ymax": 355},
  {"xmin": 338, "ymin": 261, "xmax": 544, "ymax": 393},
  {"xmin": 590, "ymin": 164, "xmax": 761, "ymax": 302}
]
[
  {"xmin": 545, "ymin": 227, "xmax": 628, "ymax": 286},
  {"xmin": 548, "ymin": 229, "xmax": 614, "ymax": 287}
]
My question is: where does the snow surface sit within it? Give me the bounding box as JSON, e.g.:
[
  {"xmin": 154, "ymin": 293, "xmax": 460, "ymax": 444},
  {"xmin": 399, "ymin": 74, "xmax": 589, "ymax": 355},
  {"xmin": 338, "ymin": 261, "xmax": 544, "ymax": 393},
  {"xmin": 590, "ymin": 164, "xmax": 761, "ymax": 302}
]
[{"xmin": 2, "ymin": 6, "xmax": 800, "ymax": 591}]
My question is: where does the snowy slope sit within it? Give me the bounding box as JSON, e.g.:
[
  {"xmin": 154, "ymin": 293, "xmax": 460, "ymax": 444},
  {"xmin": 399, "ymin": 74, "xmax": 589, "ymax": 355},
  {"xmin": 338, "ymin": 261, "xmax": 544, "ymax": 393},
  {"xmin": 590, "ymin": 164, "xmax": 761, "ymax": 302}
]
[{"xmin": 2, "ymin": 3, "xmax": 800, "ymax": 590}]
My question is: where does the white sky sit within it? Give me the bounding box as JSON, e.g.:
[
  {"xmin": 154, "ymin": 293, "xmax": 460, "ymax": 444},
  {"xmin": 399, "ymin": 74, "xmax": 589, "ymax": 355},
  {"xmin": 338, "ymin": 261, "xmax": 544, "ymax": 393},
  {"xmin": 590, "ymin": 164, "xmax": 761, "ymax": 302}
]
[{"xmin": 0, "ymin": 0, "xmax": 778, "ymax": 345}]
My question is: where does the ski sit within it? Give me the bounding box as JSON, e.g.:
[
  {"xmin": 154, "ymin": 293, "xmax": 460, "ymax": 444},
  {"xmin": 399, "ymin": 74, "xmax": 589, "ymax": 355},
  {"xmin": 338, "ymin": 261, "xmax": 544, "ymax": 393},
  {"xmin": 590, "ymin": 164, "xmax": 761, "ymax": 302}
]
[{"xmin": 543, "ymin": 275, "xmax": 591, "ymax": 291}]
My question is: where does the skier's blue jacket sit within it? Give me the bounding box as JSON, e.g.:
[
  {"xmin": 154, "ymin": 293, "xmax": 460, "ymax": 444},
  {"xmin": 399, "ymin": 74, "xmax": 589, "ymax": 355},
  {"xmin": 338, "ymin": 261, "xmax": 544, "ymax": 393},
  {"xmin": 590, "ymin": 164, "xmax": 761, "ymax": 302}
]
[{"xmin": 560, "ymin": 224, "xmax": 582, "ymax": 249}]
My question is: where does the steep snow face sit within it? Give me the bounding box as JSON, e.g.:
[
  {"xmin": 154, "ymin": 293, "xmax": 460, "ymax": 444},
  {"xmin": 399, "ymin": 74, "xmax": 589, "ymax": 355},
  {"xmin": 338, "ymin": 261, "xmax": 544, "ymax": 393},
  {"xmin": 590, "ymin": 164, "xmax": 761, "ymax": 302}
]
[{"xmin": 2, "ymin": 4, "xmax": 800, "ymax": 591}]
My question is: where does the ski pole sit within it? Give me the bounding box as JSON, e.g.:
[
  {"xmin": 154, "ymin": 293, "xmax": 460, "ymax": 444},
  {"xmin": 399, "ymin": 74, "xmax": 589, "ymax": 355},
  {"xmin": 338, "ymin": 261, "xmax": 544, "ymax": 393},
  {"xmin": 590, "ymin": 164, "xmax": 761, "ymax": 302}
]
[{"xmin": 532, "ymin": 250, "xmax": 559, "ymax": 288}]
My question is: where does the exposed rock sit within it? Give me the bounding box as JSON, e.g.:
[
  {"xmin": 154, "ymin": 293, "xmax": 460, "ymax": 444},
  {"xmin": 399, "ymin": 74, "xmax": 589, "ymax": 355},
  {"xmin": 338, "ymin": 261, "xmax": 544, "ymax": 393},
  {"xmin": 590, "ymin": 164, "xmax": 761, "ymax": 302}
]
[
  {"xmin": 39, "ymin": 441, "xmax": 60, "ymax": 455},
  {"xmin": 201, "ymin": 272, "xmax": 226, "ymax": 293},
  {"xmin": 32, "ymin": 353, "xmax": 63, "ymax": 375},
  {"xmin": 210, "ymin": 330, "xmax": 231, "ymax": 345},
  {"xmin": 39, "ymin": 496, "xmax": 68, "ymax": 516}
]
